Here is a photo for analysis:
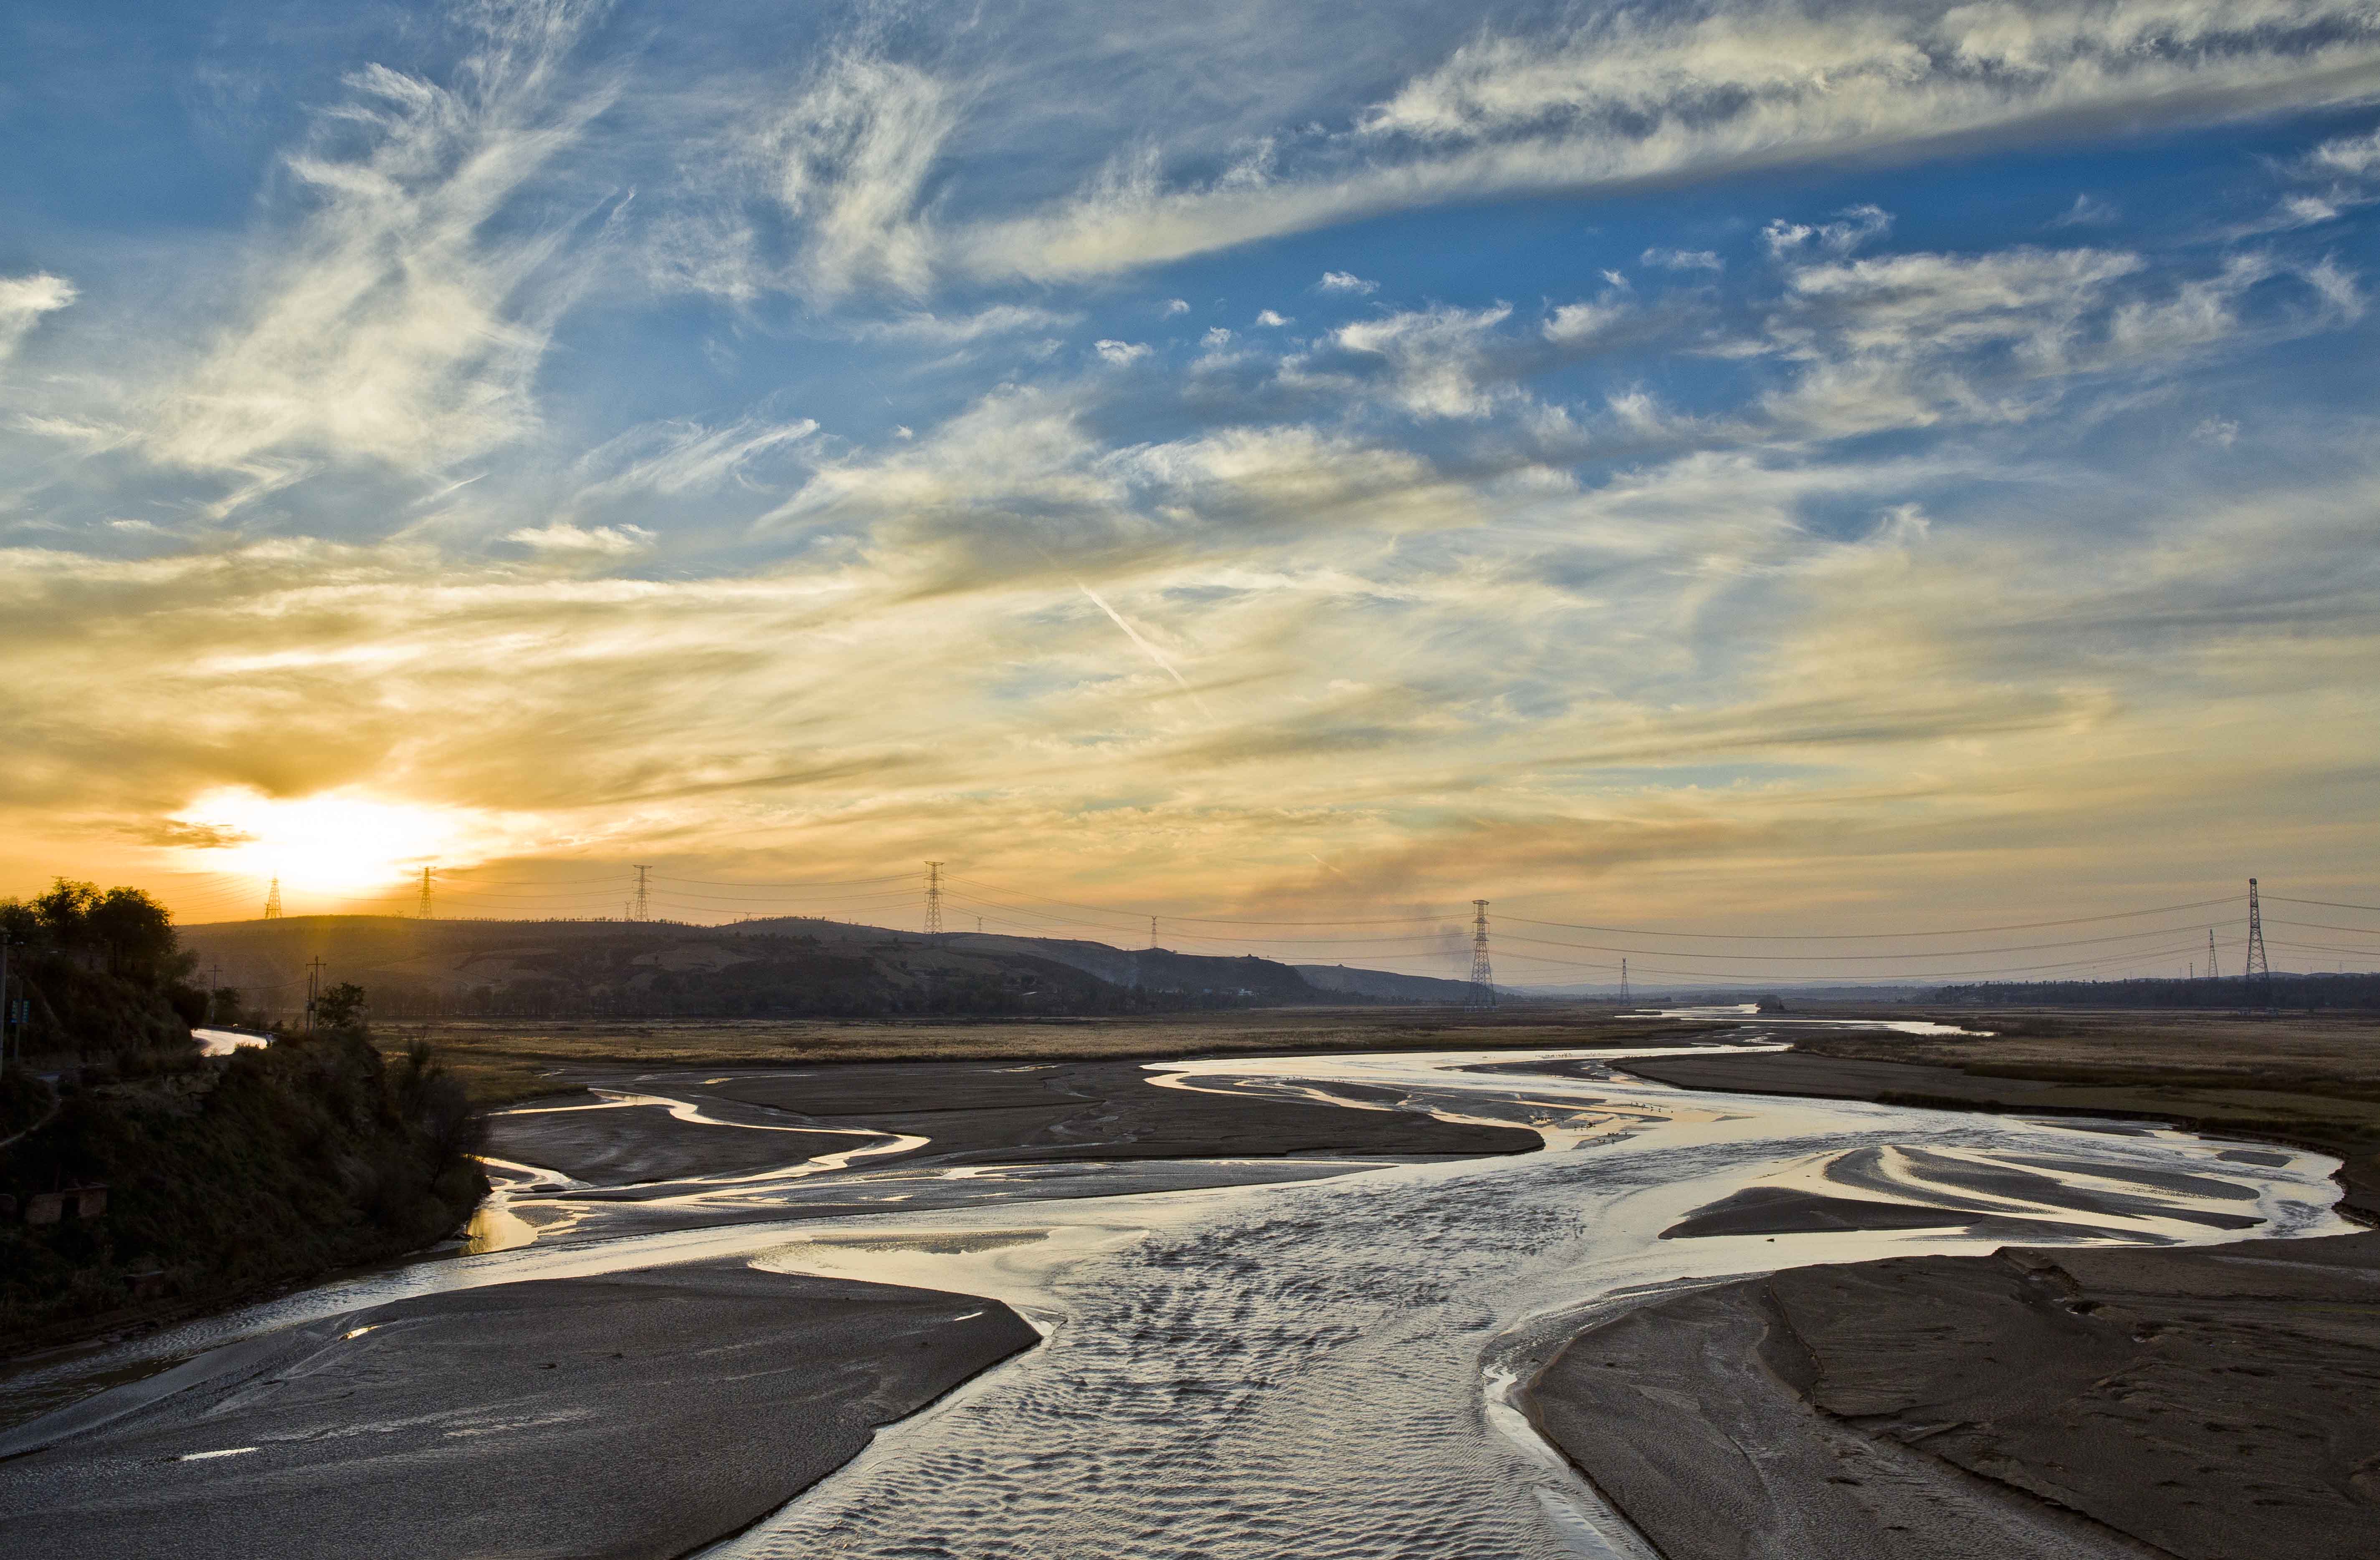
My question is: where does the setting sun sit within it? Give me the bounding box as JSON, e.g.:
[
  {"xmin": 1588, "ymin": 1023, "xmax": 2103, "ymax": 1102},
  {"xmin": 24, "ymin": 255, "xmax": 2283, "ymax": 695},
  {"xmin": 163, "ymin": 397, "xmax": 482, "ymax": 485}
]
[{"xmin": 174, "ymin": 789, "xmax": 477, "ymax": 897}]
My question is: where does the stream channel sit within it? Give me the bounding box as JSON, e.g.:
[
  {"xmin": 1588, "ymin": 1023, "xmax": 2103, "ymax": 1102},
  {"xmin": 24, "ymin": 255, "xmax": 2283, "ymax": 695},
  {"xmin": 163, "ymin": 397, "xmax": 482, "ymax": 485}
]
[{"xmin": 0, "ymin": 1017, "xmax": 2355, "ymax": 1558}]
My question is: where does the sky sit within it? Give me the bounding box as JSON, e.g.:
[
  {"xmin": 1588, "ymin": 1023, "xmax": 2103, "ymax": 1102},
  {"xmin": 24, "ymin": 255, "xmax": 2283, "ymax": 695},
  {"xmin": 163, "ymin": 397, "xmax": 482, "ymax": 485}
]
[{"xmin": 3, "ymin": 0, "xmax": 2378, "ymax": 982}]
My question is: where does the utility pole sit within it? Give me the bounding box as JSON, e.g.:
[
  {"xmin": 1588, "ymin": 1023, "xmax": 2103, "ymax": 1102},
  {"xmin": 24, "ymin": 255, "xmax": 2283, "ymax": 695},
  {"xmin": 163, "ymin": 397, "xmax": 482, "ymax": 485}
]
[
  {"xmin": 263, "ymin": 877, "xmax": 283, "ymax": 919},
  {"xmin": 1, "ymin": 930, "xmax": 12, "ymax": 1072},
  {"xmin": 1464, "ymin": 900, "xmax": 1496, "ymax": 1009},
  {"xmin": 923, "ymin": 862, "xmax": 944, "ymax": 936},
  {"xmin": 631, "ymin": 865, "xmax": 652, "ymax": 923},
  {"xmin": 417, "ymin": 867, "xmax": 434, "ymax": 920},
  {"xmin": 304, "ymin": 957, "xmax": 325, "ymax": 1037},
  {"xmin": 2244, "ymin": 878, "xmax": 2271, "ymax": 1002}
]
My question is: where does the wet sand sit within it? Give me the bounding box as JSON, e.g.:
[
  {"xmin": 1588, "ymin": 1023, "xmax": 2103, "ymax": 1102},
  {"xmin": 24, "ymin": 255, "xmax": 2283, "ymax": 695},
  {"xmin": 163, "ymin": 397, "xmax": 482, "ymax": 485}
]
[
  {"xmin": 486, "ymin": 1092, "xmax": 864, "ymax": 1183},
  {"xmin": 1529, "ymin": 1038, "xmax": 2380, "ymax": 1559},
  {"xmin": 0, "ymin": 1263, "xmax": 1038, "ymax": 1560},
  {"xmin": 1608, "ymin": 1049, "xmax": 2072, "ymax": 1110},
  {"xmin": 574, "ymin": 1057, "xmax": 1544, "ymax": 1166},
  {"xmin": 1530, "ymin": 1233, "xmax": 2380, "ymax": 1560}
]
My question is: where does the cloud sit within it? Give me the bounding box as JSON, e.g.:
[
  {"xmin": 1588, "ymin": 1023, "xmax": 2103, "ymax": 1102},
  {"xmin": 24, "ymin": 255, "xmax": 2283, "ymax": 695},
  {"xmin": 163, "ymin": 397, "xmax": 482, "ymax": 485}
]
[
  {"xmin": 0, "ymin": 274, "xmax": 76, "ymax": 362},
  {"xmin": 1318, "ymin": 270, "xmax": 1378, "ymax": 293},
  {"xmin": 572, "ymin": 416, "xmax": 819, "ymax": 498},
  {"xmin": 1737, "ymin": 242, "xmax": 2359, "ymax": 437},
  {"xmin": 1641, "ymin": 248, "xmax": 1723, "ymax": 271},
  {"xmin": 505, "ymin": 520, "xmax": 656, "ymax": 554},
  {"xmin": 2307, "ymin": 125, "xmax": 2380, "ymax": 178},
  {"xmin": 1308, "ymin": 303, "xmax": 1514, "ymax": 419},
  {"xmin": 949, "ymin": 1, "xmax": 2380, "ymax": 283},
  {"xmin": 760, "ymin": 53, "xmax": 960, "ymax": 301},
  {"xmin": 851, "ymin": 305, "xmax": 1081, "ymax": 344},
  {"xmin": 136, "ymin": 2, "xmax": 613, "ymax": 491},
  {"xmin": 1542, "ymin": 299, "xmax": 1629, "ymax": 345},
  {"xmin": 1164, "ymin": 298, "xmax": 1191, "ymax": 316},
  {"xmin": 1254, "ymin": 309, "xmax": 1293, "ymax": 327},
  {"xmin": 129, "ymin": 819, "xmax": 258, "ymax": 850},
  {"xmin": 1763, "ymin": 204, "xmax": 1892, "ymax": 258},
  {"xmin": 2048, "ymin": 193, "xmax": 2120, "ymax": 228},
  {"xmin": 1093, "ymin": 338, "xmax": 1152, "ymax": 365}
]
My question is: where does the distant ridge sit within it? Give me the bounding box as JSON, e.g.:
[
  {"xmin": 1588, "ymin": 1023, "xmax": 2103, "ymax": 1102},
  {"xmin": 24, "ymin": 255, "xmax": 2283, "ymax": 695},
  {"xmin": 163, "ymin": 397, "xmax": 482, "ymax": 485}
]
[
  {"xmin": 1295, "ymin": 964, "xmax": 1478, "ymax": 1003},
  {"xmin": 175, "ymin": 914, "xmax": 1449, "ymax": 1019}
]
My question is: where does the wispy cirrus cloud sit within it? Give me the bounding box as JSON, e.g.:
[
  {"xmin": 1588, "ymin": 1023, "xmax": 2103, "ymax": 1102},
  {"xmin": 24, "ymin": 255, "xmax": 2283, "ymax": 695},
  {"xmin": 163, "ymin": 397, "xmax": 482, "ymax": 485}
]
[
  {"xmin": 142, "ymin": 0, "xmax": 613, "ymax": 492},
  {"xmin": 948, "ymin": 0, "xmax": 2380, "ymax": 283},
  {"xmin": 0, "ymin": 274, "xmax": 76, "ymax": 362}
]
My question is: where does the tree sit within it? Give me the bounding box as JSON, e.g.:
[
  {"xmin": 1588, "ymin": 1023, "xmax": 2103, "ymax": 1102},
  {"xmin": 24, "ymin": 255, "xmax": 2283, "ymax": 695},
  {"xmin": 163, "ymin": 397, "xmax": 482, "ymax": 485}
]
[
  {"xmin": 315, "ymin": 982, "xmax": 368, "ymax": 1032},
  {"xmin": 86, "ymin": 887, "xmax": 180, "ymax": 978}
]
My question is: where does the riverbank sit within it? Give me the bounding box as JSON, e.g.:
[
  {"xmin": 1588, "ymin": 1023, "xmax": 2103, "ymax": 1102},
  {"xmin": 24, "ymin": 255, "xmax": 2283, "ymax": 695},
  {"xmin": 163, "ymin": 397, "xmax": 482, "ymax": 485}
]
[
  {"xmin": 1, "ymin": 1032, "xmax": 485, "ymax": 1355},
  {"xmin": 1531, "ymin": 1232, "xmax": 2380, "ymax": 1560},
  {"xmin": 1525, "ymin": 1008, "xmax": 2380, "ymax": 1558},
  {"xmin": 0, "ymin": 1262, "xmax": 1038, "ymax": 1560}
]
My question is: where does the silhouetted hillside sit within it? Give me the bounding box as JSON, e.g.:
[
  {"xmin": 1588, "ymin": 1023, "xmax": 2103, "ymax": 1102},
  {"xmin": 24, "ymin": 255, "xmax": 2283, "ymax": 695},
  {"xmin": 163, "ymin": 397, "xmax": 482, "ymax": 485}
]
[
  {"xmin": 1295, "ymin": 964, "xmax": 1478, "ymax": 1002},
  {"xmin": 179, "ymin": 916, "xmax": 1350, "ymax": 1020}
]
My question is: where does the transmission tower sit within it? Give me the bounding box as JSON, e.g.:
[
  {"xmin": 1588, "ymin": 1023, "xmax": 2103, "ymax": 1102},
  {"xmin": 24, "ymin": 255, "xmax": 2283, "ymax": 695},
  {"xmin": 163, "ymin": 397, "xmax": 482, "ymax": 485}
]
[
  {"xmin": 2207, "ymin": 928, "xmax": 2219, "ymax": 981},
  {"xmin": 1150, "ymin": 916, "xmax": 1159, "ymax": 950},
  {"xmin": 1619, "ymin": 957, "xmax": 1630, "ymax": 1004},
  {"xmin": 631, "ymin": 865, "xmax": 652, "ymax": 923},
  {"xmin": 417, "ymin": 866, "xmax": 435, "ymax": 920},
  {"xmin": 263, "ymin": 877, "xmax": 282, "ymax": 919},
  {"xmin": 2243, "ymin": 878, "xmax": 2271, "ymax": 996},
  {"xmin": 924, "ymin": 862, "xmax": 944, "ymax": 936},
  {"xmin": 1464, "ymin": 900, "xmax": 1496, "ymax": 1009}
]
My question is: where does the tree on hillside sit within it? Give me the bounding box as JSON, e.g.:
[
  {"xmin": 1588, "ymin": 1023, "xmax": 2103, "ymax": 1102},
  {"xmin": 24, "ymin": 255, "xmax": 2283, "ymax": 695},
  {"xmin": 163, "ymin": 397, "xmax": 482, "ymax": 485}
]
[
  {"xmin": 6, "ymin": 880, "xmax": 186, "ymax": 979},
  {"xmin": 315, "ymin": 983, "xmax": 368, "ymax": 1032}
]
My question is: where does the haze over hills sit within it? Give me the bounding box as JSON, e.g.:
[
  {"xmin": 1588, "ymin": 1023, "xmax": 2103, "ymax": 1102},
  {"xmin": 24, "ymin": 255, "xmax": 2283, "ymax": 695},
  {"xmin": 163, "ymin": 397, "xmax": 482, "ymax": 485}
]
[{"xmin": 177, "ymin": 915, "xmax": 1478, "ymax": 1020}]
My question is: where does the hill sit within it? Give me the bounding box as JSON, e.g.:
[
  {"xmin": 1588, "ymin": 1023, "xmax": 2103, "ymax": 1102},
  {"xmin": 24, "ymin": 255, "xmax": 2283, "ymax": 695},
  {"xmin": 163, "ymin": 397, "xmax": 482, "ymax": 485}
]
[
  {"xmin": 1294, "ymin": 964, "xmax": 1479, "ymax": 1002},
  {"xmin": 176, "ymin": 916, "xmax": 1382, "ymax": 1021}
]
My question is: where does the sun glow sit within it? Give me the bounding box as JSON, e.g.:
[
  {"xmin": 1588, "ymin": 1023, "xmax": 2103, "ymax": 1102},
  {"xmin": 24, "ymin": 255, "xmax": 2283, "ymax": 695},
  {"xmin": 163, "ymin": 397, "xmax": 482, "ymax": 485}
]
[{"xmin": 174, "ymin": 788, "xmax": 481, "ymax": 897}]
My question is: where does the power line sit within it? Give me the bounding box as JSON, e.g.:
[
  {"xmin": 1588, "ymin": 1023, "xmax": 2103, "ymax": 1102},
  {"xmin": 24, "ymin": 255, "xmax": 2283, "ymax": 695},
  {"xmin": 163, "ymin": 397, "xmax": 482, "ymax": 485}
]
[
  {"xmin": 1501, "ymin": 897, "xmax": 2238, "ymax": 941},
  {"xmin": 1492, "ymin": 921, "xmax": 2242, "ymax": 963}
]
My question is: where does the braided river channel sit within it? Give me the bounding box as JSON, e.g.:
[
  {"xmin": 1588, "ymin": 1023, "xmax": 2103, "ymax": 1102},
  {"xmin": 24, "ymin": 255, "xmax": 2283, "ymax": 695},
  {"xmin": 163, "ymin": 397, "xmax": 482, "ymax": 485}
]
[{"xmin": 1, "ymin": 1021, "xmax": 2355, "ymax": 1558}]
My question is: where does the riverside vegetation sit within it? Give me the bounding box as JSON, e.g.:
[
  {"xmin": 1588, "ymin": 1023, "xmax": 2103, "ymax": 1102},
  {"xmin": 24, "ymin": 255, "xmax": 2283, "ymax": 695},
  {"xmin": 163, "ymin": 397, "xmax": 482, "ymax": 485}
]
[{"xmin": 0, "ymin": 882, "xmax": 486, "ymax": 1350}]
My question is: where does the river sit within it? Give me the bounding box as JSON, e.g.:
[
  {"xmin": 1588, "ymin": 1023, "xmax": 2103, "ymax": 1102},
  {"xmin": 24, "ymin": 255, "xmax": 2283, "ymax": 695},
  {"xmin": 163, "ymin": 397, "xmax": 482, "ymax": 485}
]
[{"xmin": 0, "ymin": 1029, "xmax": 2352, "ymax": 1558}]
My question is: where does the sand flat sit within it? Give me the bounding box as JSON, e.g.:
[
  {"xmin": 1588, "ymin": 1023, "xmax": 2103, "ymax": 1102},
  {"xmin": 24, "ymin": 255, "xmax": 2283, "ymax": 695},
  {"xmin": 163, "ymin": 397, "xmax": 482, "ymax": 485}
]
[{"xmin": 0, "ymin": 1263, "xmax": 1038, "ymax": 1560}]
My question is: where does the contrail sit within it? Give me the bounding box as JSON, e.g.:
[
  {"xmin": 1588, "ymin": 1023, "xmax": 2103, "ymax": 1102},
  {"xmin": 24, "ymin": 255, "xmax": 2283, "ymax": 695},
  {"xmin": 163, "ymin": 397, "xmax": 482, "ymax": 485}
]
[{"xmin": 1077, "ymin": 582, "xmax": 1215, "ymax": 722}]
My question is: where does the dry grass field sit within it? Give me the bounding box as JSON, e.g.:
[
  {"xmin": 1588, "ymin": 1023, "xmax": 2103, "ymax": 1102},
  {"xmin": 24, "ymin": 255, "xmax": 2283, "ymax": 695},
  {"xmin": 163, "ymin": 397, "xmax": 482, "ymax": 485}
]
[{"xmin": 378, "ymin": 1006, "xmax": 1733, "ymax": 1105}]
